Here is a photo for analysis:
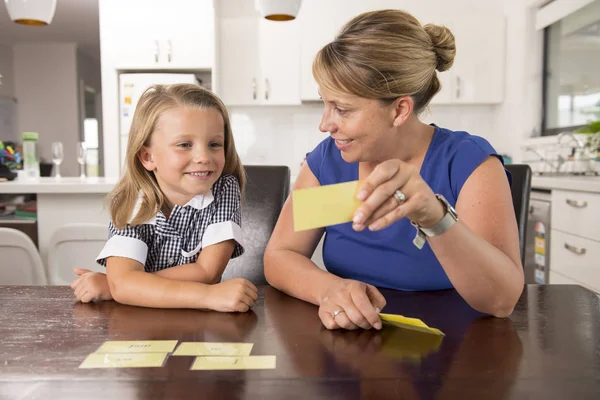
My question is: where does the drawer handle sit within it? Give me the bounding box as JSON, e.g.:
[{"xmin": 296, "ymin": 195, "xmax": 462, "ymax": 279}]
[
  {"xmin": 565, "ymin": 199, "xmax": 588, "ymax": 208},
  {"xmin": 564, "ymin": 242, "xmax": 586, "ymax": 255}
]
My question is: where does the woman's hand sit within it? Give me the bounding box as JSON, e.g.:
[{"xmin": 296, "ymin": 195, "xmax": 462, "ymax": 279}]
[
  {"xmin": 318, "ymin": 279, "xmax": 386, "ymax": 330},
  {"xmin": 206, "ymin": 278, "xmax": 258, "ymax": 312},
  {"xmin": 70, "ymin": 268, "xmax": 113, "ymax": 303},
  {"xmin": 352, "ymin": 159, "xmax": 445, "ymax": 231}
]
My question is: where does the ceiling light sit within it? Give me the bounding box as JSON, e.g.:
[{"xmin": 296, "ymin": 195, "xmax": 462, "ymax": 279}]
[
  {"xmin": 255, "ymin": 0, "xmax": 302, "ymax": 21},
  {"xmin": 5, "ymin": 0, "xmax": 57, "ymax": 26}
]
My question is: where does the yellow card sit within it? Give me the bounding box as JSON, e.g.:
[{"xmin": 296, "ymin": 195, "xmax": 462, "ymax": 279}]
[
  {"xmin": 190, "ymin": 356, "xmax": 276, "ymax": 370},
  {"xmin": 173, "ymin": 342, "xmax": 254, "ymax": 356},
  {"xmin": 292, "ymin": 180, "xmax": 361, "ymax": 232},
  {"xmin": 379, "ymin": 313, "xmax": 445, "ymax": 336},
  {"xmin": 95, "ymin": 340, "xmax": 178, "ymax": 353},
  {"xmin": 79, "ymin": 352, "xmax": 168, "ymax": 369}
]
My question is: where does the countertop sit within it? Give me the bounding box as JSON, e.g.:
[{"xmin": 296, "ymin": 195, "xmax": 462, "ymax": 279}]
[
  {"xmin": 531, "ymin": 175, "xmax": 600, "ymax": 193},
  {"xmin": 0, "ymin": 177, "xmax": 118, "ymax": 194}
]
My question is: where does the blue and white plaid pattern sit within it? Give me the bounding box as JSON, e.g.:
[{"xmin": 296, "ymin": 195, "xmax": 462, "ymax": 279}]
[{"xmin": 97, "ymin": 174, "xmax": 244, "ymax": 272}]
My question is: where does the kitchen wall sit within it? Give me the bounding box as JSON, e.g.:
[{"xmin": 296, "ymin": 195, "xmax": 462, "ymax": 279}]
[
  {"xmin": 0, "ymin": 44, "xmax": 16, "ymax": 143},
  {"xmin": 229, "ymin": 0, "xmax": 544, "ymax": 180},
  {"xmin": 14, "ymin": 43, "xmax": 80, "ymax": 176},
  {"xmin": 0, "ymin": 44, "xmax": 14, "ymax": 100}
]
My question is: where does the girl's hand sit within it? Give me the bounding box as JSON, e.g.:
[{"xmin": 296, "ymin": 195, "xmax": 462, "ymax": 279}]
[
  {"xmin": 318, "ymin": 279, "xmax": 386, "ymax": 330},
  {"xmin": 206, "ymin": 278, "xmax": 258, "ymax": 312},
  {"xmin": 70, "ymin": 268, "xmax": 113, "ymax": 303},
  {"xmin": 352, "ymin": 159, "xmax": 445, "ymax": 232}
]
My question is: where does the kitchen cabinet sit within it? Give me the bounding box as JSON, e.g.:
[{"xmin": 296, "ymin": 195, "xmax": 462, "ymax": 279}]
[
  {"xmin": 99, "ymin": 0, "xmax": 215, "ymax": 70},
  {"xmin": 218, "ymin": 16, "xmax": 301, "ymax": 105},
  {"xmin": 297, "ymin": 0, "xmax": 505, "ymax": 104},
  {"xmin": 550, "ymin": 189, "xmax": 600, "ymax": 293}
]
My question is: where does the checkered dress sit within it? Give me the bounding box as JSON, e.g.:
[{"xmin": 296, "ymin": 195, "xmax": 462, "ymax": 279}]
[{"xmin": 96, "ymin": 174, "xmax": 244, "ymax": 272}]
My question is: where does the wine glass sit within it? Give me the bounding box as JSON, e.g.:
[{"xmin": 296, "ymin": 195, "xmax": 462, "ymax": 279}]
[
  {"xmin": 51, "ymin": 141, "xmax": 64, "ymax": 179},
  {"xmin": 77, "ymin": 142, "xmax": 87, "ymax": 179}
]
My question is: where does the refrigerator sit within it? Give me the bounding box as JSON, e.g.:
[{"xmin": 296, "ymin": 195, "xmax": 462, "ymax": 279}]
[{"xmin": 119, "ymin": 73, "xmax": 198, "ymax": 169}]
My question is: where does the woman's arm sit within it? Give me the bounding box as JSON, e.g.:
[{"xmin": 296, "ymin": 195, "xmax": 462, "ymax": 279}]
[
  {"xmin": 106, "ymin": 256, "xmax": 257, "ymax": 311},
  {"xmin": 354, "ymin": 156, "xmax": 523, "ymax": 317},
  {"xmin": 427, "ymin": 157, "xmax": 523, "ymax": 317},
  {"xmin": 264, "ymin": 163, "xmax": 338, "ymax": 304},
  {"xmin": 264, "ymin": 163, "xmax": 385, "ymax": 330},
  {"xmin": 152, "ymin": 240, "xmax": 236, "ymax": 284}
]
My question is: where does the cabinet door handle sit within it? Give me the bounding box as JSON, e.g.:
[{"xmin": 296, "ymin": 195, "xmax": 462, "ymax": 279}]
[
  {"xmin": 154, "ymin": 40, "xmax": 159, "ymax": 63},
  {"xmin": 265, "ymin": 78, "xmax": 270, "ymax": 100},
  {"xmin": 565, "ymin": 199, "xmax": 588, "ymax": 208},
  {"xmin": 167, "ymin": 40, "xmax": 172, "ymax": 63},
  {"xmin": 252, "ymin": 78, "xmax": 257, "ymax": 100},
  {"xmin": 456, "ymin": 76, "xmax": 461, "ymax": 99},
  {"xmin": 564, "ymin": 242, "xmax": 586, "ymax": 255}
]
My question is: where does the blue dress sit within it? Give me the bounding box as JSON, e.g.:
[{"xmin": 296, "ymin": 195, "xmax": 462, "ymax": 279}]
[{"xmin": 306, "ymin": 124, "xmax": 507, "ymax": 291}]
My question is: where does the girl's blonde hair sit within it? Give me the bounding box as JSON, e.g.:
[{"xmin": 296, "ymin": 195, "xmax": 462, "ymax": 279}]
[
  {"xmin": 313, "ymin": 9, "xmax": 456, "ymax": 113},
  {"xmin": 108, "ymin": 83, "xmax": 245, "ymax": 229}
]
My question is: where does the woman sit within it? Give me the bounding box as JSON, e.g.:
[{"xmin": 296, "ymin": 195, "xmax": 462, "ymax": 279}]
[{"xmin": 264, "ymin": 9, "xmax": 524, "ymax": 330}]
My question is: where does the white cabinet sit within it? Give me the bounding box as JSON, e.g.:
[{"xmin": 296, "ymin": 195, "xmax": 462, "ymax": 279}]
[
  {"xmin": 297, "ymin": 0, "xmax": 505, "ymax": 104},
  {"xmin": 550, "ymin": 189, "xmax": 600, "ymax": 293},
  {"xmin": 218, "ymin": 16, "xmax": 301, "ymax": 105},
  {"xmin": 431, "ymin": 15, "xmax": 506, "ymax": 105},
  {"xmin": 99, "ymin": 0, "xmax": 214, "ymax": 70}
]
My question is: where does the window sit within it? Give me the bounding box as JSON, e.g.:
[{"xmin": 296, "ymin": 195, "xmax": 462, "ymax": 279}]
[{"xmin": 542, "ymin": 1, "xmax": 600, "ymax": 135}]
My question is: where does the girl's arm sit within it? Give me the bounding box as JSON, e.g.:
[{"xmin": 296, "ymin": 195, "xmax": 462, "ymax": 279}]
[
  {"xmin": 106, "ymin": 256, "xmax": 257, "ymax": 311},
  {"xmin": 152, "ymin": 240, "xmax": 236, "ymax": 284}
]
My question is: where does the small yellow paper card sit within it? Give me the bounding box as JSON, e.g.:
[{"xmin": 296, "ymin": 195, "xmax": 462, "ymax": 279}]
[
  {"xmin": 79, "ymin": 352, "xmax": 168, "ymax": 369},
  {"xmin": 379, "ymin": 313, "xmax": 445, "ymax": 336},
  {"xmin": 292, "ymin": 180, "xmax": 362, "ymax": 231},
  {"xmin": 173, "ymin": 342, "xmax": 254, "ymax": 357},
  {"xmin": 95, "ymin": 340, "xmax": 178, "ymax": 353},
  {"xmin": 191, "ymin": 356, "xmax": 276, "ymax": 370}
]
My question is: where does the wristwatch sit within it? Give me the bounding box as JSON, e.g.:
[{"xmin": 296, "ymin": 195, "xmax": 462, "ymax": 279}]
[{"xmin": 411, "ymin": 194, "xmax": 458, "ymax": 249}]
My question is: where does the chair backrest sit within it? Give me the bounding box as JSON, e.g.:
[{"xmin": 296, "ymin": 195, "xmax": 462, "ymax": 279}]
[
  {"xmin": 505, "ymin": 164, "xmax": 532, "ymax": 264},
  {"xmin": 221, "ymin": 165, "xmax": 290, "ymax": 285},
  {"xmin": 0, "ymin": 227, "xmax": 47, "ymax": 285},
  {"xmin": 47, "ymin": 223, "xmax": 107, "ymax": 285}
]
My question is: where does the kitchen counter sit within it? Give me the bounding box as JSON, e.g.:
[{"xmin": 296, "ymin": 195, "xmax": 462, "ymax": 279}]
[
  {"xmin": 531, "ymin": 175, "xmax": 600, "ymax": 193},
  {"xmin": 0, "ymin": 177, "xmax": 118, "ymax": 194}
]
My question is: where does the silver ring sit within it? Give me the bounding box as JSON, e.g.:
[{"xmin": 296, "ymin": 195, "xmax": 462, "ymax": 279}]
[
  {"xmin": 332, "ymin": 310, "xmax": 345, "ymax": 319},
  {"xmin": 393, "ymin": 189, "xmax": 406, "ymax": 204}
]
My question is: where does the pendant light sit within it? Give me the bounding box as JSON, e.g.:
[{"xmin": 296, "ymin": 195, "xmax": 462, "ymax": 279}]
[
  {"xmin": 4, "ymin": 0, "xmax": 57, "ymax": 26},
  {"xmin": 255, "ymin": 0, "xmax": 302, "ymax": 21}
]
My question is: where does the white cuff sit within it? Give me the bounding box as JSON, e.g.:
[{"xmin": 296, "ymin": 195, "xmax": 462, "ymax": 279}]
[
  {"xmin": 202, "ymin": 221, "xmax": 244, "ymax": 249},
  {"xmin": 96, "ymin": 235, "xmax": 148, "ymax": 266}
]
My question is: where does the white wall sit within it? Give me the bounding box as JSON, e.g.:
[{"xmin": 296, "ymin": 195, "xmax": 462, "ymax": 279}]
[
  {"xmin": 14, "ymin": 43, "xmax": 80, "ymax": 176},
  {"xmin": 228, "ymin": 0, "xmax": 544, "ymax": 178},
  {"xmin": 0, "ymin": 44, "xmax": 17, "ymax": 142}
]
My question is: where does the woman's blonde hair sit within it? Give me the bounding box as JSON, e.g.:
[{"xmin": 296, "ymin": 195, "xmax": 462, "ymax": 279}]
[
  {"xmin": 313, "ymin": 9, "xmax": 456, "ymax": 113},
  {"xmin": 107, "ymin": 83, "xmax": 245, "ymax": 229}
]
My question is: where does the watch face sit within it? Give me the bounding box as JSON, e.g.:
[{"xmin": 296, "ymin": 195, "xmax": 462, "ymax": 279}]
[{"xmin": 436, "ymin": 194, "xmax": 458, "ymax": 219}]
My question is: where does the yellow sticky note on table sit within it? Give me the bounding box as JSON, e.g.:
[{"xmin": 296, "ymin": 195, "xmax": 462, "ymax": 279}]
[
  {"xmin": 190, "ymin": 355, "xmax": 276, "ymax": 370},
  {"xmin": 79, "ymin": 352, "xmax": 168, "ymax": 369},
  {"xmin": 173, "ymin": 342, "xmax": 254, "ymax": 356},
  {"xmin": 292, "ymin": 180, "xmax": 361, "ymax": 231},
  {"xmin": 95, "ymin": 340, "xmax": 178, "ymax": 353},
  {"xmin": 379, "ymin": 313, "xmax": 445, "ymax": 336}
]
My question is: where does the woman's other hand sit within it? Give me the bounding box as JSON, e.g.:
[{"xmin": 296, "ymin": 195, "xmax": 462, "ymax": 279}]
[{"xmin": 352, "ymin": 159, "xmax": 445, "ymax": 232}]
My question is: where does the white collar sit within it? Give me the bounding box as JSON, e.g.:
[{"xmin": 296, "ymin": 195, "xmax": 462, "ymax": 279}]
[{"xmin": 127, "ymin": 191, "xmax": 214, "ymax": 225}]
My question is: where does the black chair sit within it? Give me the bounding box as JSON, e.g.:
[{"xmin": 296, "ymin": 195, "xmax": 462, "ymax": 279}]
[
  {"xmin": 221, "ymin": 165, "xmax": 291, "ymax": 285},
  {"xmin": 505, "ymin": 164, "xmax": 532, "ymax": 265}
]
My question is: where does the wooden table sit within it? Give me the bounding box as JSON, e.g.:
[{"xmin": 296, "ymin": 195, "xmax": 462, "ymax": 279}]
[{"xmin": 1, "ymin": 285, "xmax": 599, "ymax": 399}]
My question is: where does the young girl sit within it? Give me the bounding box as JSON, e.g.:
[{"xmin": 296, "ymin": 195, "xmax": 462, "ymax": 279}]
[{"xmin": 70, "ymin": 84, "xmax": 257, "ymax": 312}]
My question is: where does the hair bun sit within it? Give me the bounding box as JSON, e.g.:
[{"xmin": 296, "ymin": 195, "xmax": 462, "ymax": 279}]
[{"xmin": 424, "ymin": 24, "xmax": 456, "ymax": 72}]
